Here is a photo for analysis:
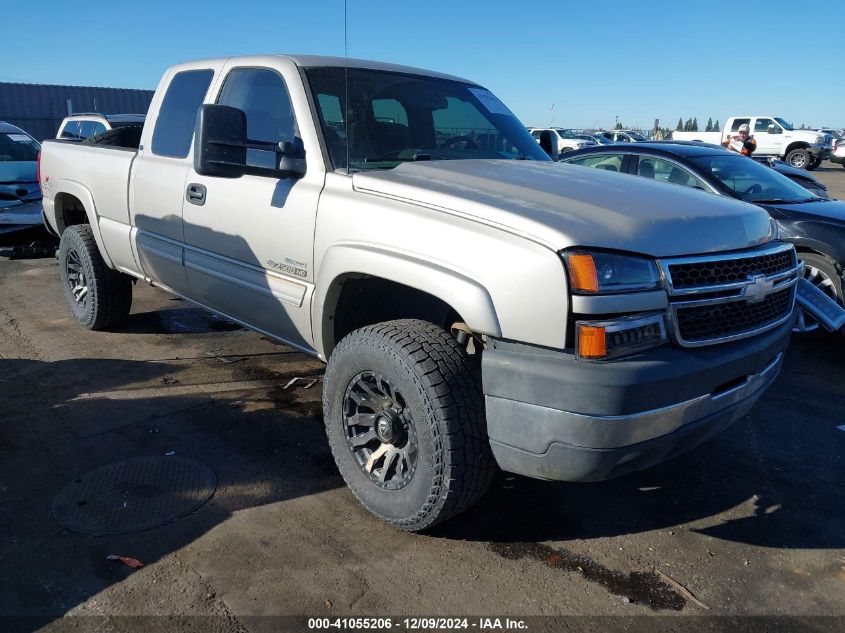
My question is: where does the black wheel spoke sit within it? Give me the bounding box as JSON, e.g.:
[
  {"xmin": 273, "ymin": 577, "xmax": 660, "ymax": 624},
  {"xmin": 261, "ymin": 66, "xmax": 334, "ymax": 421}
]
[
  {"xmin": 343, "ymin": 371, "xmax": 417, "ymax": 490},
  {"xmin": 349, "ymin": 429, "xmax": 377, "ymax": 448},
  {"xmin": 346, "ymin": 412, "xmax": 376, "ymax": 428}
]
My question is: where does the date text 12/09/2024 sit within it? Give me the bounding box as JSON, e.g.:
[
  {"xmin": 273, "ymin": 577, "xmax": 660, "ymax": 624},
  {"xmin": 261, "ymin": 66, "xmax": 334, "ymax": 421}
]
[{"xmin": 307, "ymin": 618, "xmax": 528, "ymax": 630}]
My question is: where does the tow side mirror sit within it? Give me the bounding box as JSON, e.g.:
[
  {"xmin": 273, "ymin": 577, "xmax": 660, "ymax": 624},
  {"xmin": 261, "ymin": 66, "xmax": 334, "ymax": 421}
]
[
  {"xmin": 195, "ymin": 104, "xmax": 248, "ymax": 178},
  {"xmin": 767, "ymin": 124, "xmax": 781, "ymax": 135},
  {"xmin": 194, "ymin": 104, "xmax": 307, "ymax": 179}
]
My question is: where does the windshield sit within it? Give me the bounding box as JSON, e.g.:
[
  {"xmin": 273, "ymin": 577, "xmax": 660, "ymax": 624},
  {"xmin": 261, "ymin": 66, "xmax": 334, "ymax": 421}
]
[
  {"xmin": 774, "ymin": 118, "xmax": 794, "ymax": 131},
  {"xmin": 304, "ymin": 67, "xmax": 549, "ymax": 171},
  {"xmin": 627, "ymin": 131, "xmax": 647, "ymax": 141},
  {"xmin": 0, "ymin": 132, "xmax": 39, "ymax": 162},
  {"xmin": 555, "ymin": 128, "xmax": 578, "ymax": 139},
  {"xmin": 690, "ymin": 154, "xmax": 816, "ymax": 203}
]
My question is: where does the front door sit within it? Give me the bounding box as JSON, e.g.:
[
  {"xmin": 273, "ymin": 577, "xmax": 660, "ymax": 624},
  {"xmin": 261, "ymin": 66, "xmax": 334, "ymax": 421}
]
[
  {"xmin": 752, "ymin": 117, "xmax": 784, "ymax": 156},
  {"xmin": 182, "ymin": 64, "xmax": 322, "ymax": 352}
]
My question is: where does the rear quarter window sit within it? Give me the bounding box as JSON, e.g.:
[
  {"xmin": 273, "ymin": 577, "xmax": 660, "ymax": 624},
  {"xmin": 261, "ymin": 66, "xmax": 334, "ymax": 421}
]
[{"xmin": 151, "ymin": 69, "xmax": 214, "ymax": 158}]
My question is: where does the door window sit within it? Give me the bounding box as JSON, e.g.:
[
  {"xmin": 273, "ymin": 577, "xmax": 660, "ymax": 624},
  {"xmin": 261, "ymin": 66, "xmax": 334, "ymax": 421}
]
[
  {"xmin": 217, "ymin": 67, "xmax": 299, "ymax": 169},
  {"xmin": 754, "ymin": 118, "xmax": 776, "ymax": 133},
  {"xmin": 731, "ymin": 118, "xmax": 751, "ymax": 132},
  {"xmin": 564, "ymin": 154, "xmax": 625, "ymax": 172},
  {"xmin": 637, "ymin": 156, "xmax": 707, "ymax": 190},
  {"xmin": 151, "ymin": 69, "xmax": 214, "ymax": 158}
]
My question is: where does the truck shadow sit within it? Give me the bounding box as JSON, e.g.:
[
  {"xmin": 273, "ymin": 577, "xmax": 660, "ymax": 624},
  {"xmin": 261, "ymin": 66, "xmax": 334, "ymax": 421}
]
[
  {"xmin": 433, "ymin": 333, "xmax": 845, "ymax": 550},
  {"xmin": 0, "ymin": 355, "xmax": 341, "ymax": 623}
]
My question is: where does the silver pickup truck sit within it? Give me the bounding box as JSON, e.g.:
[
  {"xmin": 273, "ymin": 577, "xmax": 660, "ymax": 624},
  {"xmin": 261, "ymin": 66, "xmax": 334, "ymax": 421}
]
[{"xmin": 40, "ymin": 55, "xmax": 801, "ymax": 531}]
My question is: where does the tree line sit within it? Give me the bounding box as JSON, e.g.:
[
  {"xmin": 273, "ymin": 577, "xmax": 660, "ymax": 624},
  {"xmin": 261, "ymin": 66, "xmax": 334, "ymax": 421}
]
[{"xmin": 675, "ymin": 117, "xmax": 720, "ymax": 132}]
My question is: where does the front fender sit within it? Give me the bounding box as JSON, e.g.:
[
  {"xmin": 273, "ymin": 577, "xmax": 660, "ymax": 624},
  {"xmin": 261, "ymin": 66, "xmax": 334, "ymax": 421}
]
[
  {"xmin": 312, "ymin": 243, "xmax": 501, "ymax": 358},
  {"xmin": 50, "ymin": 178, "xmax": 115, "ymax": 269}
]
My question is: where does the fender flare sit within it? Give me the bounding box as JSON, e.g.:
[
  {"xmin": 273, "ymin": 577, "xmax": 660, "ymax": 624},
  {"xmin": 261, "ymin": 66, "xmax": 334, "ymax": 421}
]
[
  {"xmin": 312, "ymin": 243, "xmax": 501, "ymax": 358},
  {"xmin": 50, "ymin": 179, "xmax": 115, "ymax": 269}
]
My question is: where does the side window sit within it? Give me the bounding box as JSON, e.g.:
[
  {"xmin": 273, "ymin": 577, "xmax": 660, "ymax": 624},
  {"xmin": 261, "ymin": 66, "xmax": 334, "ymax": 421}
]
[
  {"xmin": 565, "ymin": 154, "xmax": 625, "ymax": 172},
  {"xmin": 151, "ymin": 69, "xmax": 214, "ymax": 158},
  {"xmin": 91, "ymin": 122, "xmax": 107, "ymax": 136},
  {"xmin": 755, "ymin": 118, "xmax": 775, "ymax": 133},
  {"xmin": 216, "ymin": 67, "xmax": 298, "ymax": 169},
  {"xmin": 60, "ymin": 120, "xmax": 80, "ymax": 139},
  {"xmin": 731, "ymin": 118, "xmax": 751, "ymax": 132},
  {"xmin": 639, "ymin": 157, "xmax": 707, "ymax": 190}
]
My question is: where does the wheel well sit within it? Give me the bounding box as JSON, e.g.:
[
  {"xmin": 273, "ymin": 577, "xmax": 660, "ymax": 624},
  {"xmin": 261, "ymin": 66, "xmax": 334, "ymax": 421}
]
[
  {"xmin": 326, "ymin": 275, "xmax": 463, "ymax": 356},
  {"xmin": 53, "ymin": 193, "xmax": 88, "ymax": 234},
  {"xmin": 785, "ymin": 141, "xmax": 810, "ymax": 155}
]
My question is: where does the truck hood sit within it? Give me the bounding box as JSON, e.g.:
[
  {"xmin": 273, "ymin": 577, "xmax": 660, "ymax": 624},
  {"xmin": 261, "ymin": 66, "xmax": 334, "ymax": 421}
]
[
  {"xmin": 352, "ymin": 160, "xmax": 774, "ymax": 257},
  {"xmin": 788, "ymin": 130, "xmax": 825, "ymax": 143}
]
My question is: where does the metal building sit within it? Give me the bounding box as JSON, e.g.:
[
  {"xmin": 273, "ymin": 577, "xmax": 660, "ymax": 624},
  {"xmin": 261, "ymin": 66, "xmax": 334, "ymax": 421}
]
[{"xmin": 0, "ymin": 82, "xmax": 154, "ymax": 141}]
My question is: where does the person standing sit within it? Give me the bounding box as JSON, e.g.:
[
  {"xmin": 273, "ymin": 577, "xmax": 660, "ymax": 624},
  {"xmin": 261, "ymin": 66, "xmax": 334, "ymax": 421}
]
[{"xmin": 722, "ymin": 123, "xmax": 757, "ymax": 155}]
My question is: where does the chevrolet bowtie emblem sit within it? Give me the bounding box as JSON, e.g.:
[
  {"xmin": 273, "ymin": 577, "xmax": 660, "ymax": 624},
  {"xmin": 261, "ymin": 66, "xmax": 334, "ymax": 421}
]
[{"xmin": 744, "ymin": 274, "xmax": 775, "ymax": 303}]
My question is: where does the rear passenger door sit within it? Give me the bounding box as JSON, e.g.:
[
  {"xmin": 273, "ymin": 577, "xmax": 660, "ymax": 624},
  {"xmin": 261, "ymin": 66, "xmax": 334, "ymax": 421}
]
[
  {"xmin": 181, "ymin": 63, "xmax": 323, "ymax": 352},
  {"xmin": 130, "ymin": 66, "xmax": 219, "ymax": 296}
]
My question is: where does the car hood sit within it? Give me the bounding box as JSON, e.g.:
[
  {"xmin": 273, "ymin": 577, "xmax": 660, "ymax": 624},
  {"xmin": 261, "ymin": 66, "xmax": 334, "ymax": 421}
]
[
  {"xmin": 352, "ymin": 160, "xmax": 775, "ymax": 257},
  {"xmin": 763, "ymin": 198, "xmax": 845, "ymax": 222}
]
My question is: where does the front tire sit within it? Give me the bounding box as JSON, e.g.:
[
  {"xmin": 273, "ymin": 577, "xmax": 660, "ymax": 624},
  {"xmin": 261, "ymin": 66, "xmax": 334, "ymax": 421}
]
[
  {"xmin": 785, "ymin": 148, "xmax": 811, "ymax": 169},
  {"xmin": 323, "ymin": 319, "xmax": 495, "ymax": 531},
  {"xmin": 59, "ymin": 225, "xmax": 132, "ymax": 330}
]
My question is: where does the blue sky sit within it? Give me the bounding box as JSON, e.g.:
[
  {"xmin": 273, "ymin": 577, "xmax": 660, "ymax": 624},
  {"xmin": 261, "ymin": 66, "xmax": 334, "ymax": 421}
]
[{"xmin": 2, "ymin": 0, "xmax": 843, "ymax": 129}]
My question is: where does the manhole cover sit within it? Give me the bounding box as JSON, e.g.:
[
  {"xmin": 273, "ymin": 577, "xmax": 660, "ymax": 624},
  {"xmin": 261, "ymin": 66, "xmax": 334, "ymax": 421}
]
[{"xmin": 52, "ymin": 456, "xmax": 216, "ymax": 534}]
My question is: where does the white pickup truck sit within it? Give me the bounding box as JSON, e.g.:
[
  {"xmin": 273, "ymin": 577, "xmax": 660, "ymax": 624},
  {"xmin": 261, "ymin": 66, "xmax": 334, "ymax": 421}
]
[
  {"xmin": 39, "ymin": 55, "xmax": 801, "ymax": 531},
  {"xmin": 672, "ymin": 116, "xmax": 832, "ymax": 170}
]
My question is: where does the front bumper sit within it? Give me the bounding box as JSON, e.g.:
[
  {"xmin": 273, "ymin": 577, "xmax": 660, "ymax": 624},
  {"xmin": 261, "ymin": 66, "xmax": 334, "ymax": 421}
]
[
  {"xmin": 809, "ymin": 145, "xmax": 831, "ymax": 160},
  {"xmin": 482, "ymin": 315, "xmax": 793, "ymax": 482}
]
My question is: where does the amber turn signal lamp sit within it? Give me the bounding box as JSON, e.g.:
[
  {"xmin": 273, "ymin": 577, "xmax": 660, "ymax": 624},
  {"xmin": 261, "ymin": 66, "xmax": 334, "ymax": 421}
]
[
  {"xmin": 566, "ymin": 253, "xmax": 599, "ymax": 293},
  {"xmin": 577, "ymin": 324, "xmax": 607, "ymax": 359}
]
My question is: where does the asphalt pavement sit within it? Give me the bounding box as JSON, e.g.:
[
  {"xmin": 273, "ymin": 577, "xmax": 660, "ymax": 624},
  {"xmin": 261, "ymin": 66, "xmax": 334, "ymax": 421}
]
[{"xmin": 0, "ymin": 167, "xmax": 844, "ymax": 632}]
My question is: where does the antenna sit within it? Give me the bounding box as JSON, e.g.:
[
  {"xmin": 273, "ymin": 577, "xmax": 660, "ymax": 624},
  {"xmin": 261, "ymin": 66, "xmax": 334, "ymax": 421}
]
[{"xmin": 344, "ymin": 0, "xmax": 350, "ymax": 174}]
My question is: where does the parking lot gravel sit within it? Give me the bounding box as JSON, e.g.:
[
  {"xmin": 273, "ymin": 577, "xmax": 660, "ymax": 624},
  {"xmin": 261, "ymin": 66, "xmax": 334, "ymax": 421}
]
[{"xmin": 0, "ymin": 165, "xmax": 844, "ymax": 632}]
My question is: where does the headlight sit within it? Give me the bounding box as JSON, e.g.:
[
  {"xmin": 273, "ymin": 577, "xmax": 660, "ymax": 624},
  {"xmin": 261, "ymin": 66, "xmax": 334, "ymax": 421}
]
[{"xmin": 563, "ymin": 250, "xmax": 662, "ymax": 294}]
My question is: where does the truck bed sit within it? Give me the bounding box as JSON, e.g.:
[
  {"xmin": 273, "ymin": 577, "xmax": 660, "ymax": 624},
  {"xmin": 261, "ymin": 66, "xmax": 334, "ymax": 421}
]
[{"xmin": 40, "ymin": 140, "xmax": 137, "ymax": 228}]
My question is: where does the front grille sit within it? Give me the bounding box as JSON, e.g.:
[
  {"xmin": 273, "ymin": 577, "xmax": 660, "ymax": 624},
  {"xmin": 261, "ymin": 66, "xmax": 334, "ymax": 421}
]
[
  {"xmin": 675, "ymin": 288, "xmax": 793, "ymax": 343},
  {"xmin": 668, "ymin": 249, "xmax": 795, "ymax": 290}
]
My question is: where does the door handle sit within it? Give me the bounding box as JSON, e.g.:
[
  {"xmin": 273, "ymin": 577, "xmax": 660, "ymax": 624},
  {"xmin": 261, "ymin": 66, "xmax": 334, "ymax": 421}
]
[{"xmin": 186, "ymin": 183, "xmax": 207, "ymax": 206}]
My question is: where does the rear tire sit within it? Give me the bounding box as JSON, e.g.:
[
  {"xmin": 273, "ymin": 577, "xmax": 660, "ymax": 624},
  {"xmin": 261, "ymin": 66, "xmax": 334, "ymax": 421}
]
[
  {"xmin": 59, "ymin": 225, "xmax": 132, "ymax": 330},
  {"xmin": 785, "ymin": 148, "xmax": 811, "ymax": 170},
  {"xmin": 323, "ymin": 319, "xmax": 495, "ymax": 531}
]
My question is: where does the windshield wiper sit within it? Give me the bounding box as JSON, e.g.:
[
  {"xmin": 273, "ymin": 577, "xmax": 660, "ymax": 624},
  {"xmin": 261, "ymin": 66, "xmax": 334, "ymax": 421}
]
[{"xmin": 752, "ymin": 198, "xmax": 809, "ymax": 204}]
